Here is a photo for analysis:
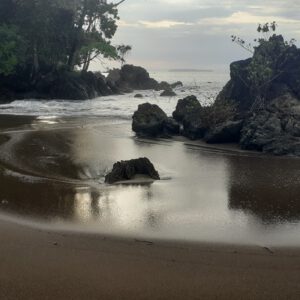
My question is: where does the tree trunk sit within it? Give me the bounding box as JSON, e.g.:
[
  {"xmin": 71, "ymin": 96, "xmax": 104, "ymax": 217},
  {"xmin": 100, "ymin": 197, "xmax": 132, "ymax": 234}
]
[{"xmin": 67, "ymin": 0, "xmax": 87, "ymax": 70}]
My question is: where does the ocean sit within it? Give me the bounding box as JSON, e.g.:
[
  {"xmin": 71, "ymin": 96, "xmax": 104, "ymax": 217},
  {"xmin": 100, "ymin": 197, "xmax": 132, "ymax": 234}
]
[{"xmin": 0, "ymin": 70, "xmax": 229, "ymax": 118}]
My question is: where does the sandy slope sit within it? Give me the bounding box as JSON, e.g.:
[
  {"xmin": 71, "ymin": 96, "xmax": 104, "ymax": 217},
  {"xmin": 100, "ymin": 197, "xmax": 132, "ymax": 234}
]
[{"xmin": 1, "ymin": 218, "xmax": 300, "ymax": 300}]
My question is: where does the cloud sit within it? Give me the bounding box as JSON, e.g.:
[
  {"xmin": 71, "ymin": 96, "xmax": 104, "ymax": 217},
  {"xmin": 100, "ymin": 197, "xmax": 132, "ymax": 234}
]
[
  {"xmin": 118, "ymin": 19, "xmax": 193, "ymax": 29},
  {"xmin": 197, "ymin": 11, "xmax": 300, "ymax": 26},
  {"xmin": 105, "ymin": 0, "xmax": 300, "ymax": 70}
]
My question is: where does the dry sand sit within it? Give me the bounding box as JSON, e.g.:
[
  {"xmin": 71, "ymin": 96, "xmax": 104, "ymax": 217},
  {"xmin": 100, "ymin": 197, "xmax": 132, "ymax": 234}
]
[{"xmin": 1, "ymin": 218, "xmax": 300, "ymax": 300}]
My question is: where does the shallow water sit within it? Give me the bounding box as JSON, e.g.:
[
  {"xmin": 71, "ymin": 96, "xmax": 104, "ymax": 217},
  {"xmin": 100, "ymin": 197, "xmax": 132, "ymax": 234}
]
[
  {"xmin": 0, "ymin": 70, "xmax": 228, "ymax": 118},
  {"xmin": 0, "ymin": 116, "xmax": 299, "ymax": 246}
]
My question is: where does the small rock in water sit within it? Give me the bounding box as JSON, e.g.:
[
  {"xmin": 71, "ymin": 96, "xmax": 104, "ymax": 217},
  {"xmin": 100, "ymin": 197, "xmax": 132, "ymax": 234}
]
[
  {"xmin": 134, "ymin": 94, "xmax": 143, "ymax": 98},
  {"xmin": 160, "ymin": 88, "xmax": 177, "ymax": 97},
  {"xmin": 105, "ymin": 157, "xmax": 160, "ymax": 184}
]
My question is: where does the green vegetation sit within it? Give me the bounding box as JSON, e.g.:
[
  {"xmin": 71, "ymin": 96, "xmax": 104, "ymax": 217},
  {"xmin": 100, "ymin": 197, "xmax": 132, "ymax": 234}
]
[
  {"xmin": 0, "ymin": 0, "xmax": 129, "ymax": 79},
  {"xmin": 231, "ymin": 22, "xmax": 296, "ymax": 110},
  {"xmin": 0, "ymin": 25, "xmax": 25, "ymax": 75}
]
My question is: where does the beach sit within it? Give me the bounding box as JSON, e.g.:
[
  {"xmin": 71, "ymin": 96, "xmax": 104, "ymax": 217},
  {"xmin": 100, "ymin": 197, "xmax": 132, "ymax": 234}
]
[
  {"xmin": 0, "ymin": 112, "xmax": 299, "ymax": 299},
  {"xmin": 1, "ymin": 217, "xmax": 300, "ymax": 299}
]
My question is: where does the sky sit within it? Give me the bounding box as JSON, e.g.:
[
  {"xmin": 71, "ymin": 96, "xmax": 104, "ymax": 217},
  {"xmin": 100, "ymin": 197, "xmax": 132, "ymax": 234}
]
[{"xmin": 93, "ymin": 0, "xmax": 300, "ymax": 71}]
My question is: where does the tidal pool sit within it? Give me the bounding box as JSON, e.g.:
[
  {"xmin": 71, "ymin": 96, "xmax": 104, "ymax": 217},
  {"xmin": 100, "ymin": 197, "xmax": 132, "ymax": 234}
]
[{"xmin": 0, "ymin": 116, "xmax": 299, "ymax": 246}]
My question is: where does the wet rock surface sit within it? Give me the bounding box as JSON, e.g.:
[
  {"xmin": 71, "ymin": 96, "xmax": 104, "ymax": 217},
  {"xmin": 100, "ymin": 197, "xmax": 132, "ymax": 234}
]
[
  {"xmin": 240, "ymin": 95, "xmax": 300, "ymax": 155},
  {"xmin": 160, "ymin": 88, "xmax": 177, "ymax": 97},
  {"xmin": 132, "ymin": 103, "xmax": 168, "ymax": 137},
  {"xmin": 205, "ymin": 120, "xmax": 243, "ymax": 144},
  {"xmin": 105, "ymin": 157, "xmax": 160, "ymax": 184}
]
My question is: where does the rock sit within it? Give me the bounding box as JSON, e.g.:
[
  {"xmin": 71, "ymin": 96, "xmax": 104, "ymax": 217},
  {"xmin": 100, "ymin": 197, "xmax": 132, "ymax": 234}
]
[
  {"xmin": 172, "ymin": 95, "xmax": 201, "ymax": 122},
  {"xmin": 134, "ymin": 94, "xmax": 143, "ymax": 98},
  {"xmin": 35, "ymin": 70, "xmax": 112, "ymax": 100},
  {"xmin": 182, "ymin": 108, "xmax": 207, "ymax": 140},
  {"xmin": 240, "ymin": 94, "xmax": 300, "ymax": 156},
  {"xmin": 105, "ymin": 157, "xmax": 160, "ymax": 184},
  {"xmin": 132, "ymin": 103, "xmax": 168, "ymax": 137},
  {"xmin": 106, "ymin": 68, "xmax": 122, "ymax": 93},
  {"xmin": 172, "ymin": 95, "xmax": 207, "ymax": 139},
  {"xmin": 163, "ymin": 118, "xmax": 180, "ymax": 135},
  {"xmin": 216, "ymin": 35, "xmax": 300, "ymax": 115},
  {"xmin": 170, "ymin": 81, "xmax": 183, "ymax": 89},
  {"xmin": 205, "ymin": 120, "xmax": 243, "ymax": 143},
  {"xmin": 160, "ymin": 88, "xmax": 177, "ymax": 97},
  {"xmin": 158, "ymin": 81, "xmax": 171, "ymax": 91},
  {"xmin": 107, "ymin": 65, "xmax": 161, "ymax": 92}
]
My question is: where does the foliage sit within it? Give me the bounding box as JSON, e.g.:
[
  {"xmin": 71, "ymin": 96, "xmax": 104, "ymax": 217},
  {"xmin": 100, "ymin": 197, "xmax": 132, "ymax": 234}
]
[
  {"xmin": 0, "ymin": 25, "xmax": 25, "ymax": 75},
  {"xmin": 0, "ymin": 0, "xmax": 128, "ymax": 78},
  {"xmin": 117, "ymin": 44, "xmax": 132, "ymax": 66},
  {"xmin": 231, "ymin": 22, "xmax": 296, "ymax": 111}
]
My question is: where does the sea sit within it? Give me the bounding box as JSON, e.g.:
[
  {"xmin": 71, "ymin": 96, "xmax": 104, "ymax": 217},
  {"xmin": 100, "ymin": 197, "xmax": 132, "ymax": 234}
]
[
  {"xmin": 0, "ymin": 69, "xmax": 300, "ymax": 246},
  {"xmin": 0, "ymin": 70, "xmax": 229, "ymax": 118}
]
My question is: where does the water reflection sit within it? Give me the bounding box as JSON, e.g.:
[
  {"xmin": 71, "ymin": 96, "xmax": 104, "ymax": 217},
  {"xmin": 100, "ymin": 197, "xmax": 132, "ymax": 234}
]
[
  {"xmin": 227, "ymin": 156, "xmax": 300, "ymax": 224},
  {"xmin": 1, "ymin": 119, "xmax": 300, "ymax": 245}
]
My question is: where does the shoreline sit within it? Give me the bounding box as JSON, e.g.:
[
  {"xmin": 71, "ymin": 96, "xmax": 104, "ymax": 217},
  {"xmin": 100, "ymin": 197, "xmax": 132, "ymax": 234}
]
[
  {"xmin": 1, "ymin": 216, "xmax": 300, "ymax": 299},
  {"xmin": 0, "ymin": 115, "xmax": 300, "ymax": 298}
]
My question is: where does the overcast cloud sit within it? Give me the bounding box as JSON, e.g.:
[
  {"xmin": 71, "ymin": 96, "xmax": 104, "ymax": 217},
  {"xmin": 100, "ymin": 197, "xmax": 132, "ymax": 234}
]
[{"xmin": 96, "ymin": 0, "xmax": 300, "ymax": 71}]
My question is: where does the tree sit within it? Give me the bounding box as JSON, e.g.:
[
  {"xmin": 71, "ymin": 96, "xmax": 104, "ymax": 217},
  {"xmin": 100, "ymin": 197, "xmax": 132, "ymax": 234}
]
[
  {"xmin": 0, "ymin": 0, "xmax": 128, "ymax": 77},
  {"xmin": 231, "ymin": 23, "xmax": 296, "ymax": 111},
  {"xmin": 0, "ymin": 25, "xmax": 24, "ymax": 75},
  {"xmin": 117, "ymin": 44, "xmax": 132, "ymax": 66},
  {"xmin": 67, "ymin": 0, "xmax": 127, "ymax": 71}
]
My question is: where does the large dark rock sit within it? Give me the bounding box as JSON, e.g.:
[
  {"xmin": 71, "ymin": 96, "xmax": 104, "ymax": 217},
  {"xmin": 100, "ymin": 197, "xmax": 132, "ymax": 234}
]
[
  {"xmin": 36, "ymin": 70, "xmax": 112, "ymax": 100},
  {"xmin": 240, "ymin": 94, "xmax": 300, "ymax": 156},
  {"xmin": 182, "ymin": 108, "xmax": 207, "ymax": 140},
  {"xmin": 160, "ymin": 88, "xmax": 177, "ymax": 97},
  {"xmin": 132, "ymin": 103, "xmax": 180, "ymax": 137},
  {"xmin": 216, "ymin": 35, "xmax": 300, "ymax": 116},
  {"xmin": 105, "ymin": 157, "xmax": 160, "ymax": 184},
  {"xmin": 172, "ymin": 96, "xmax": 207, "ymax": 139},
  {"xmin": 170, "ymin": 81, "xmax": 183, "ymax": 89},
  {"xmin": 172, "ymin": 95, "xmax": 201, "ymax": 122},
  {"xmin": 134, "ymin": 94, "xmax": 143, "ymax": 98},
  {"xmin": 132, "ymin": 103, "xmax": 168, "ymax": 137},
  {"xmin": 205, "ymin": 120, "xmax": 244, "ymax": 144},
  {"xmin": 163, "ymin": 117, "xmax": 180, "ymax": 135},
  {"xmin": 107, "ymin": 65, "xmax": 160, "ymax": 92}
]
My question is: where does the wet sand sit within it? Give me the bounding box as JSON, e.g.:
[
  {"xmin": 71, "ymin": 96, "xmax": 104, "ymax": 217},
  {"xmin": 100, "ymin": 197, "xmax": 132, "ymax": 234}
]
[
  {"xmin": 0, "ymin": 115, "xmax": 300, "ymax": 299},
  {"xmin": 1, "ymin": 218, "xmax": 300, "ymax": 299}
]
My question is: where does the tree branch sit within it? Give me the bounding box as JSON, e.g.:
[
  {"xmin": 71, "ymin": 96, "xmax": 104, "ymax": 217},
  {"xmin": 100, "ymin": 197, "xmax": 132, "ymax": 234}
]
[{"xmin": 112, "ymin": 0, "xmax": 126, "ymax": 7}]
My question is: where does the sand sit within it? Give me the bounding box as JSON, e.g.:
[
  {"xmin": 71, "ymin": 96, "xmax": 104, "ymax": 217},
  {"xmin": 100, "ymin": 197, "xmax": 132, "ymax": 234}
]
[
  {"xmin": 0, "ymin": 115, "xmax": 300, "ymax": 299},
  {"xmin": 0, "ymin": 218, "xmax": 300, "ymax": 300}
]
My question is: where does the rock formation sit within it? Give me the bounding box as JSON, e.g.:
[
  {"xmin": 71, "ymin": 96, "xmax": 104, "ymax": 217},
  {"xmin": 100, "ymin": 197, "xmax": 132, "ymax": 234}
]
[{"xmin": 105, "ymin": 157, "xmax": 160, "ymax": 184}]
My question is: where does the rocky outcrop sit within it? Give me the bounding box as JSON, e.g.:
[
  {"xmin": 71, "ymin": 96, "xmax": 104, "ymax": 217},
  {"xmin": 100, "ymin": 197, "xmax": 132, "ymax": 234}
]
[
  {"xmin": 163, "ymin": 117, "xmax": 180, "ymax": 135},
  {"xmin": 36, "ymin": 71, "xmax": 112, "ymax": 100},
  {"xmin": 172, "ymin": 95, "xmax": 201, "ymax": 122},
  {"xmin": 0, "ymin": 64, "xmax": 176, "ymax": 102},
  {"xmin": 132, "ymin": 103, "xmax": 180, "ymax": 137},
  {"xmin": 107, "ymin": 65, "xmax": 184, "ymax": 94},
  {"xmin": 216, "ymin": 35, "xmax": 300, "ymax": 116},
  {"xmin": 160, "ymin": 88, "xmax": 176, "ymax": 97},
  {"xmin": 172, "ymin": 95, "xmax": 208, "ymax": 139},
  {"xmin": 182, "ymin": 109, "xmax": 207, "ymax": 140},
  {"xmin": 213, "ymin": 34, "xmax": 300, "ymax": 156},
  {"xmin": 240, "ymin": 94, "xmax": 300, "ymax": 155},
  {"xmin": 132, "ymin": 103, "xmax": 168, "ymax": 137},
  {"xmin": 205, "ymin": 120, "xmax": 243, "ymax": 144},
  {"xmin": 134, "ymin": 94, "xmax": 143, "ymax": 98},
  {"xmin": 0, "ymin": 70, "xmax": 113, "ymax": 101},
  {"xmin": 105, "ymin": 157, "xmax": 160, "ymax": 184},
  {"xmin": 170, "ymin": 81, "xmax": 183, "ymax": 89},
  {"xmin": 107, "ymin": 65, "xmax": 159, "ymax": 92}
]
